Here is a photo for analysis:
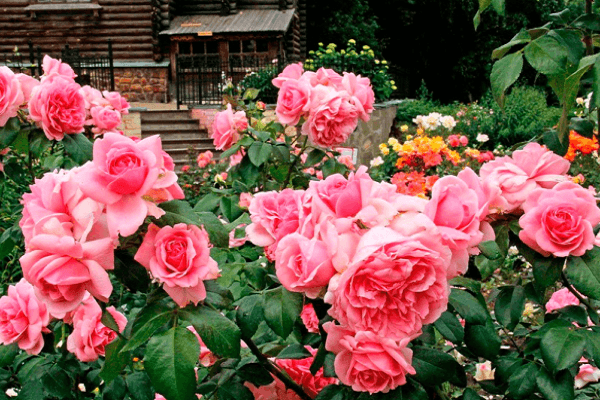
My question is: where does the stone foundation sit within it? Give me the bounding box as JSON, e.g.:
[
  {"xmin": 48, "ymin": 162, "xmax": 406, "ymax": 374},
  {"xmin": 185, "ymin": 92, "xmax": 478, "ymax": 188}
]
[{"xmin": 113, "ymin": 62, "xmax": 170, "ymax": 103}]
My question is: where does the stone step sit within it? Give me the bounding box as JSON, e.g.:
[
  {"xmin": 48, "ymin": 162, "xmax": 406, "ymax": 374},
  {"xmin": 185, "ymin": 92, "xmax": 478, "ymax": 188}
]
[
  {"xmin": 161, "ymin": 138, "xmax": 215, "ymax": 151},
  {"xmin": 141, "ymin": 121, "xmax": 204, "ymax": 132},
  {"xmin": 139, "ymin": 110, "xmax": 194, "ymax": 122},
  {"xmin": 143, "ymin": 131, "xmax": 211, "ymax": 141}
]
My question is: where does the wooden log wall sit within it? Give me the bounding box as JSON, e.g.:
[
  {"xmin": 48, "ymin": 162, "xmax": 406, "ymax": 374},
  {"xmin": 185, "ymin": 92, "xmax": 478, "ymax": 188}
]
[
  {"xmin": 173, "ymin": 0, "xmax": 221, "ymax": 14},
  {"xmin": 237, "ymin": 0, "xmax": 279, "ymax": 9},
  {"xmin": 0, "ymin": 0, "xmax": 157, "ymax": 61}
]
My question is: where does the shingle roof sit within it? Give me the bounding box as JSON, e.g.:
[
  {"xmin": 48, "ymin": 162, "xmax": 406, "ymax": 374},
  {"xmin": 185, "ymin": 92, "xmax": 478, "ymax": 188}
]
[{"xmin": 160, "ymin": 9, "xmax": 295, "ymax": 36}]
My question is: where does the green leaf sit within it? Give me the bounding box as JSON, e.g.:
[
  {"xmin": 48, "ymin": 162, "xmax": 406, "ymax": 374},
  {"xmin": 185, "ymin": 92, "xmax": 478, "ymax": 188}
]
[
  {"xmin": 263, "ymin": 287, "xmax": 303, "ymax": 339},
  {"xmin": 494, "ymin": 286, "xmax": 526, "ymax": 331},
  {"xmin": 584, "ymin": 329, "xmax": 600, "ymax": 364},
  {"xmin": 492, "ymin": 31, "xmax": 530, "ymax": 60},
  {"xmin": 565, "ymin": 247, "xmax": 600, "ymax": 300},
  {"xmin": 180, "ymin": 306, "xmax": 241, "ymax": 358},
  {"xmin": 558, "ymin": 305, "xmax": 589, "ymax": 326},
  {"xmin": 114, "ymin": 249, "xmax": 151, "ymax": 293},
  {"xmin": 126, "ymin": 372, "xmax": 155, "ymax": 400},
  {"xmin": 101, "ymin": 337, "xmax": 130, "ymax": 384},
  {"xmin": 401, "ymin": 379, "xmax": 428, "ymax": 400},
  {"xmin": 541, "ymin": 327, "xmax": 585, "ymax": 372},
  {"xmin": 0, "ymin": 344, "xmax": 19, "ymax": 368},
  {"xmin": 158, "ymin": 200, "xmax": 201, "ymax": 226},
  {"xmin": 248, "ymin": 141, "xmax": 272, "ymax": 167},
  {"xmin": 570, "ymin": 118, "xmax": 595, "ymax": 138},
  {"xmin": 61, "ymin": 133, "xmax": 93, "ymax": 165},
  {"xmin": 478, "ymin": 240, "xmax": 503, "ymax": 260},
  {"xmin": 101, "ymin": 308, "xmax": 121, "ymax": 333},
  {"xmin": 237, "ymin": 363, "xmax": 275, "ymax": 387},
  {"xmin": 491, "ymin": 52, "xmax": 523, "ymax": 107},
  {"xmin": 203, "ymin": 280, "xmax": 234, "ymax": 309},
  {"xmin": 243, "ymin": 88, "xmax": 260, "ymax": 100},
  {"xmin": 0, "ymin": 117, "xmax": 21, "ymax": 148},
  {"xmin": 412, "ymin": 347, "xmax": 465, "ymax": 387},
  {"xmin": 449, "ymin": 288, "xmax": 488, "ymax": 325},
  {"xmin": 464, "ymin": 321, "xmax": 501, "ymax": 360},
  {"xmin": 533, "ymin": 256, "xmax": 564, "ymax": 289},
  {"xmin": 572, "ymin": 13, "xmax": 600, "ymax": 31},
  {"xmin": 495, "ymin": 355, "xmax": 524, "ymax": 385},
  {"xmin": 273, "ymin": 145, "xmax": 290, "ymax": 163},
  {"xmin": 220, "ymin": 195, "xmax": 243, "ymax": 223},
  {"xmin": 220, "ymin": 142, "xmax": 243, "ymax": 160},
  {"xmin": 310, "ymin": 343, "xmax": 327, "ymax": 375},
  {"xmin": 564, "ymin": 60, "xmax": 595, "ymax": 112},
  {"xmin": 144, "ymin": 327, "xmax": 199, "ymax": 400},
  {"xmin": 462, "ymin": 388, "xmax": 483, "ymax": 400},
  {"xmin": 549, "ymin": 8, "xmax": 573, "ymax": 25},
  {"xmin": 543, "ymin": 129, "xmax": 570, "ymax": 157},
  {"xmin": 121, "ymin": 302, "xmax": 173, "ymax": 352},
  {"xmin": 536, "ymin": 368, "xmax": 574, "ymax": 400},
  {"xmin": 194, "ymin": 192, "xmax": 222, "ymax": 213},
  {"xmin": 304, "ymin": 149, "xmax": 327, "ymax": 167},
  {"xmin": 593, "ymin": 55, "xmax": 600, "ymax": 109},
  {"xmin": 549, "ymin": 29, "xmax": 585, "ymax": 64},
  {"xmin": 11, "ymin": 130, "xmax": 28, "ymax": 155},
  {"xmin": 236, "ymin": 294, "xmax": 265, "ymax": 338},
  {"xmin": 449, "ymin": 276, "xmax": 482, "ymax": 293},
  {"xmin": 41, "ymin": 365, "xmax": 72, "ymax": 398},
  {"xmin": 508, "ymin": 363, "xmax": 538, "ymax": 399},
  {"xmin": 433, "ymin": 311, "xmax": 465, "ymax": 343},
  {"xmin": 217, "ymin": 380, "xmax": 255, "ymax": 400},
  {"xmin": 103, "ymin": 376, "xmax": 127, "ymax": 400},
  {"xmin": 475, "ymin": 254, "xmax": 503, "ymax": 280},
  {"xmin": 524, "ymin": 35, "xmax": 568, "ymax": 75},
  {"xmin": 277, "ymin": 344, "xmax": 313, "ymax": 359},
  {"xmin": 314, "ymin": 384, "xmax": 348, "ymax": 400},
  {"xmin": 197, "ymin": 211, "xmax": 229, "ymax": 248}
]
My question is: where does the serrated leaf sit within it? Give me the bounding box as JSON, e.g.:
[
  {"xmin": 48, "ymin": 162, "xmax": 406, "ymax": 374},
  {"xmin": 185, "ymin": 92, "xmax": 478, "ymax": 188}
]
[
  {"xmin": 41, "ymin": 365, "xmax": 72, "ymax": 398},
  {"xmin": 494, "ymin": 286, "xmax": 526, "ymax": 331},
  {"xmin": 194, "ymin": 192, "xmax": 222, "ymax": 212},
  {"xmin": 478, "ymin": 240, "xmax": 503, "ymax": 260},
  {"xmin": 248, "ymin": 141, "xmax": 272, "ymax": 167},
  {"xmin": 412, "ymin": 347, "xmax": 465, "ymax": 387},
  {"xmin": 566, "ymin": 247, "xmax": 600, "ymax": 300},
  {"xmin": 491, "ymin": 52, "xmax": 523, "ymax": 107},
  {"xmin": 549, "ymin": 29, "xmax": 585, "ymax": 64},
  {"xmin": 103, "ymin": 376, "xmax": 127, "ymax": 400},
  {"xmin": 524, "ymin": 36, "xmax": 568, "ymax": 75},
  {"xmin": 144, "ymin": 327, "xmax": 199, "ymax": 400},
  {"xmin": 543, "ymin": 129, "xmax": 570, "ymax": 156},
  {"xmin": 572, "ymin": 13, "xmax": 600, "ymax": 31},
  {"xmin": 100, "ymin": 337, "xmax": 130, "ymax": 384},
  {"xmin": 276, "ymin": 344, "xmax": 312, "ymax": 359},
  {"xmin": 304, "ymin": 148, "xmax": 326, "ymax": 167},
  {"xmin": 0, "ymin": 344, "xmax": 19, "ymax": 368},
  {"xmin": 196, "ymin": 211, "xmax": 229, "ymax": 248},
  {"xmin": 263, "ymin": 287, "xmax": 303, "ymax": 339},
  {"xmin": 536, "ymin": 368, "xmax": 574, "ymax": 400},
  {"xmin": 101, "ymin": 308, "xmax": 121, "ymax": 333},
  {"xmin": 433, "ymin": 311, "xmax": 465, "ymax": 343},
  {"xmin": 126, "ymin": 372, "xmax": 154, "ymax": 400},
  {"xmin": 464, "ymin": 321, "xmax": 501, "ymax": 360},
  {"xmin": 541, "ymin": 327, "xmax": 585, "ymax": 372},
  {"xmin": 62, "ymin": 133, "xmax": 93, "ymax": 165},
  {"xmin": 449, "ymin": 289, "xmax": 488, "ymax": 325},
  {"xmin": 121, "ymin": 303, "xmax": 172, "ymax": 352},
  {"xmin": 180, "ymin": 306, "xmax": 241, "ymax": 358},
  {"xmin": 508, "ymin": 363, "xmax": 538, "ymax": 399},
  {"xmin": 533, "ymin": 256, "xmax": 563, "ymax": 289},
  {"xmin": 492, "ymin": 31, "xmax": 530, "ymax": 60},
  {"xmin": 236, "ymin": 294, "xmax": 265, "ymax": 338},
  {"xmin": 463, "ymin": 388, "xmax": 483, "ymax": 400},
  {"xmin": 220, "ymin": 195, "xmax": 243, "ymax": 223},
  {"xmin": 570, "ymin": 117, "xmax": 595, "ymax": 138}
]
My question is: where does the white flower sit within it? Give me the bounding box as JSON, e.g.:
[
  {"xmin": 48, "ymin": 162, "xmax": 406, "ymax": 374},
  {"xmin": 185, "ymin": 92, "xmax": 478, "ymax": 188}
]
[
  {"xmin": 5, "ymin": 389, "xmax": 18, "ymax": 398},
  {"xmin": 78, "ymin": 384, "xmax": 86, "ymax": 392},
  {"xmin": 370, "ymin": 156, "xmax": 384, "ymax": 167},
  {"xmin": 422, "ymin": 112, "xmax": 442, "ymax": 131},
  {"xmin": 412, "ymin": 115, "xmax": 424, "ymax": 127},
  {"xmin": 585, "ymin": 92, "xmax": 594, "ymax": 109},
  {"xmin": 577, "ymin": 97, "xmax": 585, "ymax": 106},
  {"xmin": 476, "ymin": 133, "xmax": 489, "ymax": 143},
  {"xmin": 440, "ymin": 115, "xmax": 456, "ymax": 130},
  {"xmin": 474, "ymin": 361, "xmax": 495, "ymax": 382},
  {"xmin": 508, "ymin": 246, "xmax": 519, "ymax": 256}
]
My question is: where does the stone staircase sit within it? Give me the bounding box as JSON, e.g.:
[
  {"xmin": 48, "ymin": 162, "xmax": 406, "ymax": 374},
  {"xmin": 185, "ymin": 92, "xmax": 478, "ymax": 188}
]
[{"xmin": 139, "ymin": 110, "xmax": 216, "ymax": 169}]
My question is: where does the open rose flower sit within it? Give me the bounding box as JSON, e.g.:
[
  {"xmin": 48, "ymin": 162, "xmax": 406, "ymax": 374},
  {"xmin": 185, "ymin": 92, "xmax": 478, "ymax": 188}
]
[
  {"xmin": 341, "ymin": 72, "xmax": 374, "ymax": 122},
  {"xmin": 76, "ymin": 133, "xmax": 165, "ymax": 237},
  {"xmin": 0, "ymin": 67, "xmax": 39, "ymax": 127},
  {"xmin": 300, "ymin": 303, "xmax": 320, "ymax": 333},
  {"xmin": 576, "ymin": 362, "xmax": 600, "ymax": 389},
  {"xmin": 40, "ymin": 55, "xmax": 77, "ymax": 83},
  {"xmin": 197, "ymin": 150, "xmax": 213, "ymax": 168},
  {"xmin": 89, "ymin": 105, "xmax": 122, "ymax": 135},
  {"xmin": 275, "ymin": 346, "xmax": 338, "ymax": 398},
  {"xmin": 134, "ymin": 223, "xmax": 220, "ymax": 307},
  {"xmin": 272, "ymin": 62, "xmax": 304, "ymax": 88},
  {"xmin": 67, "ymin": 297, "xmax": 127, "ymax": 362},
  {"xmin": 211, "ymin": 104, "xmax": 248, "ymax": 150},
  {"xmin": 545, "ymin": 287, "xmax": 580, "ymax": 313},
  {"xmin": 519, "ymin": 181, "xmax": 600, "ymax": 257},
  {"xmin": 324, "ymin": 323, "xmax": 416, "ymax": 394},
  {"xmin": 275, "ymin": 78, "xmax": 311, "ymax": 126},
  {"xmin": 0, "ymin": 279, "xmax": 50, "ymax": 355}
]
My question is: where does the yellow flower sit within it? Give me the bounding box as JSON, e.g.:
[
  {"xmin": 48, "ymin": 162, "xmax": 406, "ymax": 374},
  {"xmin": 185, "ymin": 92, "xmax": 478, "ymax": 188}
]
[
  {"xmin": 326, "ymin": 49, "xmax": 332, "ymax": 54},
  {"xmin": 348, "ymin": 39, "xmax": 356, "ymax": 44},
  {"xmin": 363, "ymin": 45, "xmax": 370, "ymax": 50},
  {"xmin": 390, "ymin": 80, "xmax": 395, "ymax": 85},
  {"xmin": 375, "ymin": 59, "xmax": 380, "ymax": 64},
  {"xmin": 379, "ymin": 143, "xmax": 390, "ymax": 155},
  {"xmin": 392, "ymin": 143, "xmax": 402, "ymax": 153},
  {"xmin": 388, "ymin": 138, "xmax": 399, "ymax": 146},
  {"xmin": 416, "ymin": 128, "xmax": 424, "ymax": 136},
  {"xmin": 318, "ymin": 42, "xmax": 324, "ymax": 47},
  {"xmin": 382, "ymin": 60, "xmax": 388, "ymax": 65},
  {"xmin": 406, "ymin": 134, "xmax": 413, "ymax": 140},
  {"xmin": 392, "ymin": 85, "xmax": 398, "ymax": 90},
  {"xmin": 309, "ymin": 50, "xmax": 314, "ymax": 55},
  {"xmin": 340, "ymin": 49, "xmax": 346, "ymax": 55},
  {"xmin": 328, "ymin": 43, "xmax": 337, "ymax": 49}
]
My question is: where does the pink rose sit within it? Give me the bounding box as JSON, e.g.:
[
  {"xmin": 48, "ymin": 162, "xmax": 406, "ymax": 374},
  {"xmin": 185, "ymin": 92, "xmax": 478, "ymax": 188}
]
[
  {"xmin": 90, "ymin": 106, "xmax": 122, "ymax": 135},
  {"xmin": 302, "ymin": 68, "xmax": 343, "ymax": 88},
  {"xmin": 301, "ymin": 85, "xmax": 358, "ymax": 148},
  {"xmin": 41, "ymin": 55, "xmax": 77, "ymax": 83},
  {"xmin": 275, "ymin": 346, "xmax": 338, "ymax": 398},
  {"xmin": 324, "ymin": 323, "xmax": 416, "ymax": 394},
  {"xmin": 246, "ymin": 189, "xmax": 305, "ymax": 248},
  {"xmin": 545, "ymin": 288, "xmax": 580, "ymax": 313},
  {"xmin": 300, "ymin": 303, "xmax": 319, "ymax": 333},
  {"xmin": 142, "ymin": 151, "xmax": 185, "ymax": 214},
  {"xmin": 76, "ymin": 133, "xmax": 165, "ymax": 237},
  {"xmin": 67, "ymin": 297, "xmax": 127, "ymax": 362},
  {"xmin": 81, "ymin": 85, "xmax": 107, "ymax": 109},
  {"xmin": 28, "ymin": 76, "xmax": 86, "ymax": 141},
  {"xmin": 239, "ymin": 192, "xmax": 253, "ymax": 209},
  {"xmin": 519, "ymin": 181, "xmax": 600, "ymax": 257},
  {"xmin": 272, "ymin": 62, "xmax": 304, "ymax": 88},
  {"xmin": 245, "ymin": 380, "xmax": 301, "ymax": 400},
  {"xmin": 197, "ymin": 150, "xmax": 213, "ymax": 168},
  {"xmin": 102, "ymin": 90, "xmax": 130, "ymax": 113},
  {"xmin": 0, "ymin": 279, "xmax": 50, "ymax": 355},
  {"xmin": 275, "ymin": 79, "xmax": 311, "ymax": 126},
  {"xmin": 134, "ymin": 223, "xmax": 220, "ymax": 307},
  {"xmin": 187, "ymin": 326, "xmax": 218, "ymax": 367},
  {"xmin": 19, "ymin": 233, "xmax": 114, "ymax": 315},
  {"xmin": 327, "ymin": 226, "xmax": 450, "ymax": 339},
  {"xmin": 229, "ymin": 223, "xmax": 248, "ymax": 248},
  {"xmin": 337, "ymin": 155, "xmax": 355, "ymax": 171},
  {"xmin": 576, "ymin": 362, "xmax": 600, "ymax": 389},
  {"xmin": 211, "ymin": 104, "xmax": 248, "ymax": 150},
  {"xmin": 480, "ymin": 143, "xmax": 571, "ymax": 211},
  {"xmin": 274, "ymin": 233, "xmax": 336, "ymax": 298},
  {"xmin": 341, "ymin": 72, "xmax": 374, "ymax": 122},
  {"xmin": 0, "ymin": 67, "xmax": 37, "ymax": 127},
  {"xmin": 459, "ymin": 135, "xmax": 468, "ymax": 146}
]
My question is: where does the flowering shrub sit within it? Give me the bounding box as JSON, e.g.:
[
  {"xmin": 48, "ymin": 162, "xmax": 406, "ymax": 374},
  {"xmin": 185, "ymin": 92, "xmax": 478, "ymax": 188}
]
[{"xmin": 2, "ymin": 54, "xmax": 600, "ymax": 400}]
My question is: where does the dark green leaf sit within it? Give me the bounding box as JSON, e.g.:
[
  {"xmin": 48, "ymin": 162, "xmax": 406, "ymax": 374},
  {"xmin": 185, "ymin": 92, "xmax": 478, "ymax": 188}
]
[
  {"xmin": 584, "ymin": 329, "xmax": 600, "ymax": 364},
  {"xmin": 273, "ymin": 145, "xmax": 290, "ymax": 163},
  {"xmin": 41, "ymin": 365, "xmax": 72, "ymax": 398},
  {"xmin": 180, "ymin": 306, "xmax": 241, "ymax": 358},
  {"xmin": 462, "ymin": 388, "xmax": 483, "ymax": 400},
  {"xmin": 197, "ymin": 211, "xmax": 229, "ymax": 248},
  {"xmin": 478, "ymin": 240, "xmax": 503, "ymax": 260},
  {"xmin": 572, "ymin": 14, "xmax": 600, "ymax": 31},
  {"xmin": 549, "ymin": 8, "xmax": 572, "ymax": 25},
  {"xmin": 236, "ymin": 295, "xmax": 264, "ymax": 338},
  {"xmin": 412, "ymin": 347, "xmax": 465, "ymax": 387},
  {"xmin": 0, "ymin": 118, "xmax": 20, "ymax": 148},
  {"xmin": 558, "ymin": 305, "xmax": 589, "ymax": 326},
  {"xmin": 126, "ymin": 372, "xmax": 154, "ymax": 400},
  {"xmin": 323, "ymin": 352, "xmax": 336, "ymax": 378},
  {"xmin": 194, "ymin": 192, "xmax": 222, "ymax": 213},
  {"xmin": 113, "ymin": 249, "xmax": 151, "ymax": 293},
  {"xmin": 220, "ymin": 142, "xmax": 243, "ymax": 160},
  {"xmin": 524, "ymin": 35, "xmax": 568, "ymax": 75},
  {"xmin": 433, "ymin": 311, "xmax": 465, "ymax": 343},
  {"xmin": 508, "ymin": 363, "xmax": 538, "ymax": 399},
  {"xmin": 491, "ymin": 52, "xmax": 523, "ymax": 107},
  {"xmin": 549, "ymin": 30, "xmax": 585, "ymax": 65},
  {"xmin": 248, "ymin": 141, "xmax": 272, "ymax": 167},
  {"xmin": 536, "ymin": 368, "xmax": 574, "ymax": 400},
  {"xmin": 449, "ymin": 288, "xmax": 488, "ymax": 325},
  {"xmin": 475, "ymin": 255, "xmax": 503, "ymax": 280},
  {"xmin": 570, "ymin": 118, "xmax": 595, "ymax": 139},
  {"xmin": 101, "ymin": 337, "xmax": 130, "ymax": 384},
  {"xmin": 566, "ymin": 248, "xmax": 600, "ymax": 300},
  {"xmin": 11, "ymin": 130, "xmax": 28, "ymax": 155},
  {"xmin": 492, "ymin": 31, "xmax": 530, "ymax": 60},
  {"xmin": 533, "ymin": 256, "xmax": 563, "ymax": 289},
  {"xmin": 401, "ymin": 379, "xmax": 428, "ymax": 400},
  {"xmin": 263, "ymin": 287, "xmax": 303, "ymax": 339},
  {"xmin": 103, "ymin": 376, "xmax": 127, "ymax": 400},
  {"xmin": 494, "ymin": 286, "xmax": 526, "ymax": 331},
  {"xmin": 101, "ymin": 308, "xmax": 121, "ymax": 333},
  {"xmin": 62, "ymin": 133, "xmax": 93, "ymax": 165},
  {"xmin": 314, "ymin": 384, "xmax": 348, "ymax": 400},
  {"xmin": 0, "ymin": 344, "xmax": 19, "ymax": 368},
  {"xmin": 449, "ymin": 277, "xmax": 482, "ymax": 293},
  {"xmin": 304, "ymin": 149, "xmax": 327, "ymax": 167},
  {"xmin": 237, "ymin": 363, "xmax": 274, "ymax": 386},
  {"xmin": 203, "ymin": 280, "xmax": 234, "ymax": 309},
  {"xmin": 495, "ymin": 355, "xmax": 524, "ymax": 385},
  {"xmin": 593, "ymin": 55, "xmax": 600, "ymax": 109},
  {"xmin": 144, "ymin": 327, "xmax": 199, "ymax": 400},
  {"xmin": 220, "ymin": 195, "xmax": 243, "ymax": 223},
  {"xmin": 253, "ymin": 130, "xmax": 271, "ymax": 142},
  {"xmin": 541, "ymin": 327, "xmax": 585, "ymax": 372},
  {"xmin": 543, "ymin": 129, "xmax": 570, "ymax": 156},
  {"xmin": 276, "ymin": 344, "xmax": 312, "ymax": 359},
  {"xmin": 217, "ymin": 380, "xmax": 254, "ymax": 400},
  {"xmin": 310, "ymin": 343, "xmax": 327, "ymax": 375},
  {"xmin": 121, "ymin": 302, "xmax": 172, "ymax": 352},
  {"xmin": 464, "ymin": 321, "xmax": 501, "ymax": 360}
]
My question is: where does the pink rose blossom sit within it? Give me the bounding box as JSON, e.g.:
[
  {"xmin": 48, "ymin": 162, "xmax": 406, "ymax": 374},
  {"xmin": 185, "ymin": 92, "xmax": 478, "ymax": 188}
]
[
  {"xmin": 302, "ymin": 68, "xmax": 343, "ymax": 88},
  {"xmin": 81, "ymin": 85, "xmax": 107, "ymax": 109},
  {"xmin": 274, "ymin": 233, "xmax": 336, "ymax": 298},
  {"xmin": 19, "ymin": 233, "xmax": 114, "ymax": 315},
  {"xmin": 76, "ymin": 133, "xmax": 165, "ymax": 237},
  {"xmin": 41, "ymin": 55, "xmax": 77, "ymax": 83},
  {"xmin": 337, "ymin": 155, "xmax": 355, "ymax": 170},
  {"xmin": 245, "ymin": 380, "xmax": 301, "ymax": 400},
  {"xmin": 181, "ymin": 165, "xmax": 190, "ymax": 172},
  {"xmin": 90, "ymin": 106, "xmax": 122, "ymax": 135},
  {"xmin": 0, "ymin": 67, "xmax": 39, "ymax": 127},
  {"xmin": 519, "ymin": 181, "xmax": 600, "ymax": 257},
  {"xmin": 300, "ymin": 303, "xmax": 319, "ymax": 333},
  {"xmin": 134, "ymin": 223, "xmax": 220, "ymax": 307},
  {"xmin": 239, "ymin": 192, "xmax": 253, "ymax": 209},
  {"xmin": 275, "ymin": 346, "xmax": 338, "ymax": 398},
  {"xmin": 256, "ymin": 101, "xmax": 266, "ymax": 111},
  {"xmin": 545, "ymin": 288, "xmax": 580, "ymax": 313},
  {"xmin": 480, "ymin": 143, "xmax": 571, "ymax": 211},
  {"xmin": 575, "ymin": 362, "xmax": 600, "ymax": 389},
  {"xmin": 459, "ymin": 135, "xmax": 468, "ymax": 146},
  {"xmin": 211, "ymin": 104, "xmax": 248, "ymax": 150},
  {"xmin": 327, "ymin": 226, "xmax": 450, "ymax": 339},
  {"xmin": 28, "ymin": 76, "xmax": 86, "ymax": 140},
  {"xmin": 272, "ymin": 62, "xmax": 304, "ymax": 88},
  {"xmin": 324, "ymin": 323, "xmax": 416, "ymax": 394},
  {"xmin": 197, "ymin": 150, "xmax": 213, "ymax": 168},
  {"xmin": 142, "ymin": 151, "xmax": 185, "ymax": 213},
  {"xmin": 67, "ymin": 297, "xmax": 126, "ymax": 362},
  {"xmin": 341, "ymin": 72, "xmax": 374, "ymax": 122},
  {"xmin": 102, "ymin": 90, "xmax": 130, "ymax": 113},
  {"xmin": 301, "ymin": 85, "xmax": 358, "ymax": 148},
  {"xmin": 229, "ymin": 224, "xmax": 247, "ymax": 248},
  {"xmin": 229, "ymin": 149, "xmax": 245, "ymax": 166},
  {"xmin": 448, "ymin": 135, "xmax": 460, "ymax": 147},
  {"xmin": 0, "ymin": 279, "xmax": 50, "ymax": 355},
  {"xmin": 275, "ymin": 79, "xmax": 311, "ymax": 126}
]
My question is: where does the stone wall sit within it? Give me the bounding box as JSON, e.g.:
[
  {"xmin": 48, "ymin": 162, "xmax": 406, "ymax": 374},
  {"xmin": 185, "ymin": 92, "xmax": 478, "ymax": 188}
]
[{"xmin": 113, "ymin": 66, "xmax": 169, "ymax": 103}]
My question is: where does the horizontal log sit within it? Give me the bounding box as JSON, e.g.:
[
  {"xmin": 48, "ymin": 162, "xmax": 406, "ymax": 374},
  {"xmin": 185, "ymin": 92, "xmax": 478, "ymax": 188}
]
[{"xmin": 0, "ymin": 27, "xmax": 153, "ymax": 38}]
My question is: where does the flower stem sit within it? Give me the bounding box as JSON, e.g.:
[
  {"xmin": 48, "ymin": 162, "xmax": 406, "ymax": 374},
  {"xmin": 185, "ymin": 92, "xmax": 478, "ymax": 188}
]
[
  {"xmin": 283, "ymin": 135, "xmax": 308, "ymax": 189},
  {"xmin": 241, "ymin": 334, "xmax": 313, "ymax": 400}
]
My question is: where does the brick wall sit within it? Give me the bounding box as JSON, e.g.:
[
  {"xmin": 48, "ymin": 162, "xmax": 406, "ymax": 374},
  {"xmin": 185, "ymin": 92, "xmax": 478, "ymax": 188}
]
[{"xmin": 113, "ymin": 67, "xmax": 169, "ymax": 103}]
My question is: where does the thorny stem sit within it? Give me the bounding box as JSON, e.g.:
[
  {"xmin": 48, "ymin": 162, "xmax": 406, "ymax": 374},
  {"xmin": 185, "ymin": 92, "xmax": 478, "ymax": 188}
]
[{"xmin": 241, "ymin": 334, "xmax": 312, "ymax": 400}]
